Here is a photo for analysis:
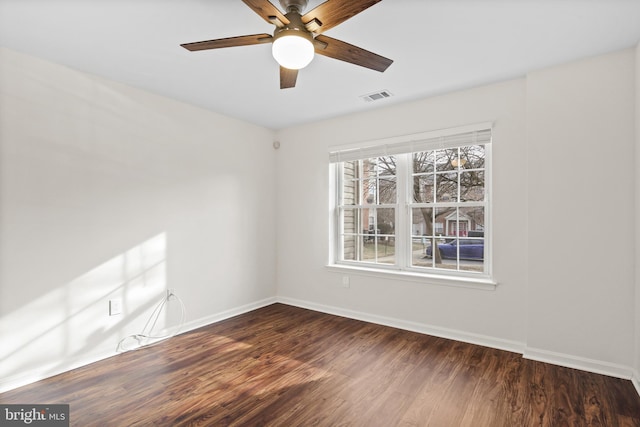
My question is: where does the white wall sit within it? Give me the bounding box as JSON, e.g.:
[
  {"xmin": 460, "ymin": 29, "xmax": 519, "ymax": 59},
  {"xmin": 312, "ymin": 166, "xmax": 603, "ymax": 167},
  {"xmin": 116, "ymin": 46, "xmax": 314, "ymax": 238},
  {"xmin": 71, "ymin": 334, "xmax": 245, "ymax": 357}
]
[
  {"xmin": 2, "ymin": 44, "xmax": 639, "ymax": 394},
  {"xmin": 525, "ymin": 49, "xmax": 636, "ymax": 375},
  {"xmin": 275, "ymin": 79, "xmax": 528, "ymax": 350},
  {"xmin": 0, "ymin": 47, "xmax": 277, "ymax": 391},
  {"xmin": 275, "ymin": 48, "xmax": 638, "ymax": 378}
]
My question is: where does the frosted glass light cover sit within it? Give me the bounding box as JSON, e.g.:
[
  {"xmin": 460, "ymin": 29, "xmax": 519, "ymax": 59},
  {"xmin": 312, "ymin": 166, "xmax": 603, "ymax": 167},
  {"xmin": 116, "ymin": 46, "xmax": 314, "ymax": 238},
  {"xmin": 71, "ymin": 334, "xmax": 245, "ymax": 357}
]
[{"xmin": 272, "ymin": 34, "xmax": 314, "ymax": 70}]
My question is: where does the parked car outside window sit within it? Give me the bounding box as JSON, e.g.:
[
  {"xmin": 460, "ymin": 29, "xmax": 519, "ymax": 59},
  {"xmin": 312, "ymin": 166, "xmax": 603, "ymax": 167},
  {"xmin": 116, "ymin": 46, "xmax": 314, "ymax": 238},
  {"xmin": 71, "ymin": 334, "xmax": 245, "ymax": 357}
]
[{"xmin": 426, "ymin": 239, "xmax": 484, "ymax": 261}]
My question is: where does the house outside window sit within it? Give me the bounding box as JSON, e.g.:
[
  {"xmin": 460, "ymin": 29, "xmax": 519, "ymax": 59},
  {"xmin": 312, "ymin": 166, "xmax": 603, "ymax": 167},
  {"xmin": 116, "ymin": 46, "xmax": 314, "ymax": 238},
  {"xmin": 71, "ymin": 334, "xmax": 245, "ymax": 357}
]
[{"xmin": 329, "ymin": 124, "xmax": 492, "ymax": 281}]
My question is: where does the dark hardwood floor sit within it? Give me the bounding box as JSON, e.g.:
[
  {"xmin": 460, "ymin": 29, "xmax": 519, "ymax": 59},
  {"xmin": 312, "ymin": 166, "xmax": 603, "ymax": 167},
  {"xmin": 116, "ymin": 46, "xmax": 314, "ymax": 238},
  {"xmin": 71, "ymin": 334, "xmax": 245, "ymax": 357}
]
[{"xmin": 1, "ymin": 303, "xmax": 639, "ymax": 426}]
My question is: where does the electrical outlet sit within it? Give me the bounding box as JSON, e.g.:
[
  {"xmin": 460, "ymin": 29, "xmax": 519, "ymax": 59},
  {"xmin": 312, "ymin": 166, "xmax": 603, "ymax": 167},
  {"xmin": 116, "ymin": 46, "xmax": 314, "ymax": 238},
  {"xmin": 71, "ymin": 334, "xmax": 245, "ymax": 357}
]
[
  {"xmin": 109, "ymin": 298, "xmax": 122, "ymax": 316},
  {"xmin": 342, "ymin": 276, "xmax": 350, "ymax": 288}
]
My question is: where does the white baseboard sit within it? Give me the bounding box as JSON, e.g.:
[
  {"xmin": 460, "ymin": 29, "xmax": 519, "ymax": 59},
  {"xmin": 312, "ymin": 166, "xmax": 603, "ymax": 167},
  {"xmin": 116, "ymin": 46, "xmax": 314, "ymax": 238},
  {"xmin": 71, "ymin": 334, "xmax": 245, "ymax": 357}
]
[
  {"xmin": 632, "ymin": 369, "xmax": 640, "ymax": 397},
  {"xmin": 523, "ymin": 347, "xmax": 634, "ymax": 380},
  {"xmin": 0, "ymin": 350, "xmax": 116, "ymax": 394},
  {"xmin": 276, "ymin": 296, "xmax": 525, "ymax": 354},
  {"xmin": 277, "ymin": 296, "xmax": 640, "ymax": 395},
  {"xmin": 0, "ymin": 297, "xmax": 277, "ymax": 394},
  {"xmin": 175, "ymin": 297, "xmax": 277, "ymax": 336}
]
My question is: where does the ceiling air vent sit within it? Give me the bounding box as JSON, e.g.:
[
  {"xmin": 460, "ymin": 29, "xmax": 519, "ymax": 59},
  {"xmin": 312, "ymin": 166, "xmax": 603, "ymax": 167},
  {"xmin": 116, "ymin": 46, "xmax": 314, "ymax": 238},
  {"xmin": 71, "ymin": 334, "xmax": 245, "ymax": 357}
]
[{"xmin": 360, "ymin": 90, "xmax": 393, "ymax": 102}]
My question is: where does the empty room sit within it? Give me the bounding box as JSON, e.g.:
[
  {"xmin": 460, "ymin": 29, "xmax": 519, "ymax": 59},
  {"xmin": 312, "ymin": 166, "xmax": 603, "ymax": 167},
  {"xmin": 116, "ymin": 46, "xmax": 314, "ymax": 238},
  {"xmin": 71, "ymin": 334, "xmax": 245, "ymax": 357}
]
[{"xmin": 1, "ymin": 0, "xmax": 640, "ymax": 425}]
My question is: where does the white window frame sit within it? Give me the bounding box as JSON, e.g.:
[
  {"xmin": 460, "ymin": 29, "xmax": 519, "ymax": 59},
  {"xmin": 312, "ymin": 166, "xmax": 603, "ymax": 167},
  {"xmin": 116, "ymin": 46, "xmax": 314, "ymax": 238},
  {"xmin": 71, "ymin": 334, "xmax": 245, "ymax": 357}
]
[{"xmin": 328, "ymin": 123, "xmax": 495, "ymax": 288}]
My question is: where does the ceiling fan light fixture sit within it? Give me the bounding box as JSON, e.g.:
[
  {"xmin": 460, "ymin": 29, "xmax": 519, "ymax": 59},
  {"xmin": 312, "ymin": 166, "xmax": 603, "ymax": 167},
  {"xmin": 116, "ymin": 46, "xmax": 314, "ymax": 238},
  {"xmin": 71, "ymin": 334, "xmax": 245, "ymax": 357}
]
[
  {"xmin": 181, "ymin": 0, "xmax": 393, "ymax": 89},
  {"xmin": 272, "ymin": 30, "xmax": 314, "ymax": 70}
]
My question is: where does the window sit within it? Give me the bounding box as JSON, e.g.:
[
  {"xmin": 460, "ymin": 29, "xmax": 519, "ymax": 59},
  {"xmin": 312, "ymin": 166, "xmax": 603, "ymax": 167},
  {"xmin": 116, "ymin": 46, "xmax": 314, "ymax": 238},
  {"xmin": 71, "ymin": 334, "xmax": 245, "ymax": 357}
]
[
  {"xmin": 340, "ymin": 156, "xmax": 397, "ymax": 265},
  {"xmin": 330, "ymin": 125, "xmax": 491, "ymax": 280}
]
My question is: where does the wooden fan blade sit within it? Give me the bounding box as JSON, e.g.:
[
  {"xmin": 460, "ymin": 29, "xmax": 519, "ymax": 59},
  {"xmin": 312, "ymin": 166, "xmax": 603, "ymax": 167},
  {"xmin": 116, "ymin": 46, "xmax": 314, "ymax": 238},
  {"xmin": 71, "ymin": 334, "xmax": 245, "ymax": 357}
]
[
  {"xmin": 314, "ymin": 34, "xmax": 392, "ymax": 72},
  {"xmin": 280, "ymin": 67, "xmax": 298, "ymax": 89},
  {"xmin": 181, "ymin": 34, "xmax": 272, "ymax": 51},
  {"xmin": 302, "ymin": 0, "xmax": 381, "ymax": 34},
  {"xmin": 242, "ymin": 0, "xmax": 289, "ymax": 26}
]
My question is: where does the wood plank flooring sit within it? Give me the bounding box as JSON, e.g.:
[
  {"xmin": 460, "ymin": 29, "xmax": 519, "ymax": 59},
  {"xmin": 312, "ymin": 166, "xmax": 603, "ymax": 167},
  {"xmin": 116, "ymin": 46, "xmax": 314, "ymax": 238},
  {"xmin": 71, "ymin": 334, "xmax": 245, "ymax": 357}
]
[{"xmin": 1, "ymin": 303, "xmax": 639, "ymax": 426}]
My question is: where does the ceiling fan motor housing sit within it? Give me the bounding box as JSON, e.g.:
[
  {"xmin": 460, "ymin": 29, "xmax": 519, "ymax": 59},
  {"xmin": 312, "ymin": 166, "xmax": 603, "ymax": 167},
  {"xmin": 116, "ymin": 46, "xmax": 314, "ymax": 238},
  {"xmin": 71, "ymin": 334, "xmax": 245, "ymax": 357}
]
[
  {"xmin": 279, "ymin": 0, "xmax": 308, "ymax": 13},
  {"xmin": 273, "ymin": 11, "xmax": 313, "ymax": 42}
]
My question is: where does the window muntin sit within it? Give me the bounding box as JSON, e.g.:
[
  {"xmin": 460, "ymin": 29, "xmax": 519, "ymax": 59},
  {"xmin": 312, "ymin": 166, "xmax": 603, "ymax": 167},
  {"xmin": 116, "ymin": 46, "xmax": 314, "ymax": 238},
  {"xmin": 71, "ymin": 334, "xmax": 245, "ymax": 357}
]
[{"xmin": 332, "ymin": 128, "xmax": 491, "ymax": 279}]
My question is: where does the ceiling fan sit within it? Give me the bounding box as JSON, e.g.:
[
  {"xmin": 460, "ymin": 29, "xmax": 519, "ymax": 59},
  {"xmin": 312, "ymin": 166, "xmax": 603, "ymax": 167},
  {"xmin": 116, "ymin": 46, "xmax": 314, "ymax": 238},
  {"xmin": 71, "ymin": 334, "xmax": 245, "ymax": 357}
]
[{"xmin": 180, "ymin": 0, "xmax": 393, "ymax": 89}]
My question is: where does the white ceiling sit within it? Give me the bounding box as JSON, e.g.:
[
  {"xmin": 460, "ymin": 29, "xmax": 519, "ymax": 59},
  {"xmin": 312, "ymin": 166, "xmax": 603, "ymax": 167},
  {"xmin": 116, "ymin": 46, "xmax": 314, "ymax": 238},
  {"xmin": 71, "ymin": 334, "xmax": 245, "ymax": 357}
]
[{"xmin": 1, "ymin": 0, "xmax": 640, "ymax": 130}]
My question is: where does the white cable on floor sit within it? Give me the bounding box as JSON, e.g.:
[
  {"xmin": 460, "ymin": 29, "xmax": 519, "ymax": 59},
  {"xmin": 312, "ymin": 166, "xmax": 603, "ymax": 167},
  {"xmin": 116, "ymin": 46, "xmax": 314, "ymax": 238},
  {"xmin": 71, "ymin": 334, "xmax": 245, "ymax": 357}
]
[{"xmin": 116, "ymin": 290, "xmax": 186, "ymax": 352}]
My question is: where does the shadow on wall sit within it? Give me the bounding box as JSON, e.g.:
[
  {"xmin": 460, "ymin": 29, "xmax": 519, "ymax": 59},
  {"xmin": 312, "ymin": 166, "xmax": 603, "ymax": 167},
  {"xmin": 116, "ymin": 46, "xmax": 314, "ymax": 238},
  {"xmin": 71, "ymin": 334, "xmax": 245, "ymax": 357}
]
[{"xmin": 0, "ymin": 233, "xmax": 182, "ymax": 391}]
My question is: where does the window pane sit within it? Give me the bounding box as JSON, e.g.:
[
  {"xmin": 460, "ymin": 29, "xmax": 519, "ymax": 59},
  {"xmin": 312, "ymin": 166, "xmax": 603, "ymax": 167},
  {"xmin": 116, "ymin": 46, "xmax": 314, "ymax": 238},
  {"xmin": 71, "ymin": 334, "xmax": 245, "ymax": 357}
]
[
  {"xmin": 460, "ymin": 206, "xmax": 485, "ymax": 236},
  {"xmin": 411, "ymin": 207, "xmax": 449, "ymax": 268},
  {"xmin": 412, "ymin": 206, "xmax": 486, "ymax": 272},
  {"xmin": 411, "ymin": 207, "xmax": 433, "ymax": 237},
  {"xmin": 413, "ymin": 152, "xmax": 434, "ymax": 173},
  {"xmin": 342, "ymin": 160, "xmax": 359, "ymax": 205},
  {"xmin": 340, "ymin": 207, "xmax": 396, "ymax": 265},
  {"xmin": 460, "ymin": 171, "xmax": 485, "ymax": 202},
  {"xmin": 375, "ymin": 156, "xmax": 396, "ymax": 177},
  {"xmin": 344, "ymin": 160, "xmax": 360, "ymax": 176},
  {"xmin": 411, "ymin": 207, "xmax": 434, "ymax": 268},
  {"xmin": 342, "ymin": 234, "xmax": 358, "ymax": 261},
  {"xmin": 433, "ymin": 206, "xmax": 455, "ymax": 237},
  {"xmin": 362, "ymin": 237, "xmax": 376, "ymax": 262},
  {"xmin": 411, "ymin": 237, "xmax": 431, "ymax": 268},
  {"xmin": 436, "ymin": 172, "xmax": 458, "ymax": 202},
  {"xmin": 376, "ymin": 237, "xmax": 395, "ymax": 264},
  {"xmin": 375, "ymin": 157, "xmax": 397, "ymax": 205},
  {"xmin": 373, "ymin": 208, "xmax": 395, "ymax": 235},
  {"xmin": 413, "ymin": 174, "xmax": 434, "ymax": 203},
  {"xmin": 370, "ymin": 207, "xmax": 395, "ymax": 264},
  {"xmin": 379, "ymin": 176, "xmax": 397, "ymax": 204},
  {"xmin": 435, "ymin": 148, "xmax": 456, "ymax": 172},
  {"xmin": 341, "ymin": 208, "xmax": 359, "ymax": 235},
  {"xmin": 440, "ymin": 207, "xmax": 460, "ymax": 237},
  {"xmin": 342, "ymin": 158, "xmax": 397, "ymax": 206},
  {"xmin": 363, "ymin": 178, "xmax": 377, "ymax": 204},
  {"xmin": 460, "ymin": 145, "xmax": 485, "ymax": 169}
]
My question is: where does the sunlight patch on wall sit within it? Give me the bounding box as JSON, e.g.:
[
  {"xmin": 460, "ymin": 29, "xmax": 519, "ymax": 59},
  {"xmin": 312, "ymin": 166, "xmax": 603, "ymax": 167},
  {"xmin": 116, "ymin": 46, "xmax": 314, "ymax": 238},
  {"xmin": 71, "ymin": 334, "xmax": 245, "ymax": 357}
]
[{"xmin": 0, "ymin": 233, "xmax": 168, "ymax": 390}]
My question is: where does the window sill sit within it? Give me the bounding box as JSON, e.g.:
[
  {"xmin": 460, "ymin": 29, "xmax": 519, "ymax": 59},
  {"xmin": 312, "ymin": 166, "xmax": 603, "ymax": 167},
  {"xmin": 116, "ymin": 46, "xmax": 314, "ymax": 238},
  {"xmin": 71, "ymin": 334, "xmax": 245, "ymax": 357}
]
[{"xmin": 325, "ymin": 264, "xmax": 497, "ymax": 290}]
